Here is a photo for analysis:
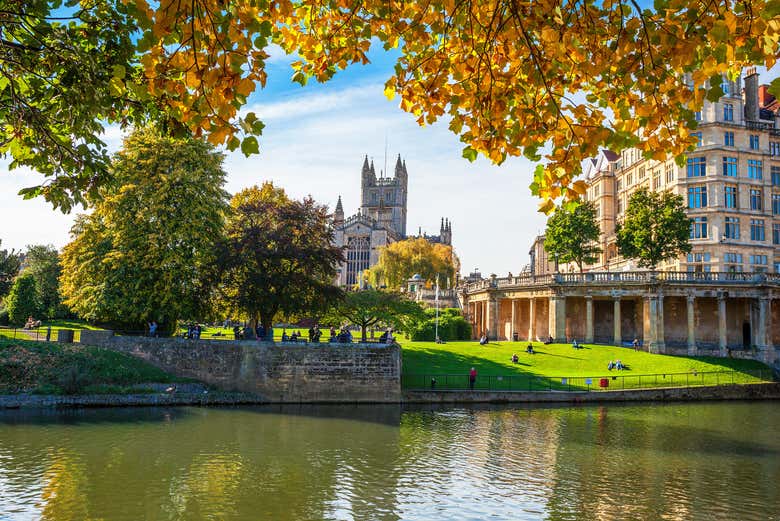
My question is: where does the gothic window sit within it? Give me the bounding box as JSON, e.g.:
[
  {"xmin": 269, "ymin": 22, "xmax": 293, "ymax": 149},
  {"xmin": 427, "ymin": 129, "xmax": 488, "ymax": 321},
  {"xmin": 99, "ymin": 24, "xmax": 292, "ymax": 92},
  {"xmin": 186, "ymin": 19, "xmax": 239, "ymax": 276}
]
[{"xmin": 345, "ymin": 236, "xmax": 371, "ymax": 286}]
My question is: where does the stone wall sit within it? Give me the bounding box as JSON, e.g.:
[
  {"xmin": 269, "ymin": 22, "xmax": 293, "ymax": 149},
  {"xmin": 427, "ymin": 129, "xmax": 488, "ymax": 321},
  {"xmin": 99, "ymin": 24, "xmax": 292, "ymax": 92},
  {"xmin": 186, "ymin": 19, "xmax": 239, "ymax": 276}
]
[
  {"xmin": 404, "ymin": 382, "xmax": 780, "ymax": 404},
  {"xmin": 84, "ymin": 335, "xmax": 402, "ymax": 403}
]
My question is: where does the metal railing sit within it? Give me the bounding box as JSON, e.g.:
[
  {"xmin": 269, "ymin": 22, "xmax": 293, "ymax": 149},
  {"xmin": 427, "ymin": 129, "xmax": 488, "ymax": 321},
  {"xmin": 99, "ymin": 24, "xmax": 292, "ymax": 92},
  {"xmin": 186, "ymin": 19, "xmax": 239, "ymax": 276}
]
[
  {"xmin": 464, "ymin": 271, "xmax": 780, "ymax": 292},
  {"xmin": 402, "ymin": 369, "xmax": 774, "ymax": 392},
  {"xmin": 0, "ymin": 326, "xmax": 82, "ymax": 343}
]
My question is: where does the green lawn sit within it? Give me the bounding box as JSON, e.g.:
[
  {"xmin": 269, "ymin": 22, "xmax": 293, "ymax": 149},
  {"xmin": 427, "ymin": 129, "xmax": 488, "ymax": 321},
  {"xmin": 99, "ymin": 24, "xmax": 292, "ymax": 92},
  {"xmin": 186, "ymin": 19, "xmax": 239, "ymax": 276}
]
[
  {"xmin": 400, "ymin": 340, "xmax": 774, "ymax": 390},
  {"xmin": 0, "ymin": 338, "xmax": 187, "ymax": 395}
]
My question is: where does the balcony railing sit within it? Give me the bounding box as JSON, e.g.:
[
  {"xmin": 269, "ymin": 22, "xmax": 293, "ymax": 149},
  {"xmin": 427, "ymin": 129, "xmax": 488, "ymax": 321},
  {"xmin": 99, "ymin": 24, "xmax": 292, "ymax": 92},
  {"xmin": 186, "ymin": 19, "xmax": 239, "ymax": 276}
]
[{"xmin": 463, "ymin": 271, "xmax": 780, "ymax": 292}]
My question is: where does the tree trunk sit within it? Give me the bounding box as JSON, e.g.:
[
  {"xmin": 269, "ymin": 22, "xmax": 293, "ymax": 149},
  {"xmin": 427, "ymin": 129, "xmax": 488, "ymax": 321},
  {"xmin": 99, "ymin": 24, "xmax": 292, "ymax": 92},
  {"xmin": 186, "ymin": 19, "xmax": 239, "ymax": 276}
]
[
  {"xmin": 261, "ymin": 316, "xmax": 273, "ymax": 341},
  {"xmin": 361, "ymin": 324, "xmax": 367, "ymax": 343}
]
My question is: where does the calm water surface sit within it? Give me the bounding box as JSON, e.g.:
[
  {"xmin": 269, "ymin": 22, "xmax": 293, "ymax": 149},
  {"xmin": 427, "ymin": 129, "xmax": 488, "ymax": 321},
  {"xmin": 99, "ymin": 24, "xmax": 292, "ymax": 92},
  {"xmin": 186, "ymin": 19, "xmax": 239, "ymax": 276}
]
[{"xmin": 0, "ymin": 402, "xmax": 779, "ymax": 521}]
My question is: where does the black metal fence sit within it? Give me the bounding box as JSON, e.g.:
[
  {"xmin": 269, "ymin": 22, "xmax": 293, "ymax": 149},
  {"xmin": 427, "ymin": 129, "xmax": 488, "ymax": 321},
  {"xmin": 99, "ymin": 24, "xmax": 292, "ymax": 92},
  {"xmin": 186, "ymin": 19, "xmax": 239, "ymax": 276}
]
[
  {"xmin": 402, "ymin": 369, "xmax": 775, "ymax": 392},
  {"xmin": 0, "ymin": 326, "xmax": 81, "ymax": 343}
]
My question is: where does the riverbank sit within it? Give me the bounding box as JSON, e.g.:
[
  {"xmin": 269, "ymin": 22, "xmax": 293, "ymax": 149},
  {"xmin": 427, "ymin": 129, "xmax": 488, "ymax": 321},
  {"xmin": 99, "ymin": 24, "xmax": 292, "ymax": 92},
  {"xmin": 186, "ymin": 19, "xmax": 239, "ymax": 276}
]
[{"xmin": 3, "ymin": 382, "xmax": 780, "ymax": 409}]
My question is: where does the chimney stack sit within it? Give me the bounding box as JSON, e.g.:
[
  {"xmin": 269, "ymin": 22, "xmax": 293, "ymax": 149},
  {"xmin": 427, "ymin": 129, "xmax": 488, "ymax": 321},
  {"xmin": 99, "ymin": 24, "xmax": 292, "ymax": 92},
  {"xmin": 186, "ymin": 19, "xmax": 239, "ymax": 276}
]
[{"xmin": 744, "ymin": 67, "xmax": 759, "ymax": 122}]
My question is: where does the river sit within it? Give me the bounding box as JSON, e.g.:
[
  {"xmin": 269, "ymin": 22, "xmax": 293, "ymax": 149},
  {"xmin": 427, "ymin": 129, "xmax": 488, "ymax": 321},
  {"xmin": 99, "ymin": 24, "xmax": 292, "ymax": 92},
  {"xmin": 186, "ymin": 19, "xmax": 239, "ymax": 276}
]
[{"xmin": 0, "ymin": 402, "xmax": 778, "ymax": 520}]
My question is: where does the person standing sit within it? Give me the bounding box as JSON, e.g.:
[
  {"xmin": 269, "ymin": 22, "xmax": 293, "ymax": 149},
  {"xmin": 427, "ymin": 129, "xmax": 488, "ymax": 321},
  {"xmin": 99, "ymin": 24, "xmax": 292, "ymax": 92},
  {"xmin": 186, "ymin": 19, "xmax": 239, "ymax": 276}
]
[{"xmin": 469, "ymin": 367, "xmax": 477, "ymax": 390}]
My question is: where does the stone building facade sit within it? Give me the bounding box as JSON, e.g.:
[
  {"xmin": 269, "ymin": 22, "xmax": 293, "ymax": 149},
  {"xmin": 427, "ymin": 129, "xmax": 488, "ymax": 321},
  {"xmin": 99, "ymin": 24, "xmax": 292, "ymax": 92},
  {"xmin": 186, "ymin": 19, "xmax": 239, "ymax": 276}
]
[
  {"xmin": 460, "ymin": 271, "xmax": 778, "ymax": 366},
  {"xmin": 579, "ymin": 68, "xmax": 780, "ymax": 273},
  {"xmin": 334, "ymin": 155, "xmax": 452, "ymax": 287}
]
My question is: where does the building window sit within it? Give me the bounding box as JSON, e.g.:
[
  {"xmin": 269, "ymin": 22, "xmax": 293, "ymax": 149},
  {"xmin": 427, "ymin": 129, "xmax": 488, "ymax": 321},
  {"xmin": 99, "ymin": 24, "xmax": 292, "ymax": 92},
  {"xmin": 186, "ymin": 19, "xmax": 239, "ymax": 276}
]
[
  {"xmin": 688, "ymin": 185, "xmax": 708, "ymax": 208},
  {"xmin": 627, "ymin": 173, "xmax": 633, "ymax": 186},
  {"xmin": 773, "ymin": 166, "xmax": 780, "ymax": 186},
  {"xmin": 722, "ymin": 156, "xmax": 738, "ymax": 177},
  {"xmin": 748, "ymin": 159, "xmax": 763, "ymax": 180},
  {"xmin": 687, "ymin": 252, "xmax": 711, "ymax": 272},
  {"xmin": 687, "ymin": 157, "xmax": 706, "ymax": 177},
  {"xmin": 750, "ymin": 134, "xmax": 760, "ymax": 150},
  {"xmin": 771, "ymin": 142, "xmax": 780, "ymax": 156},
  {"xmin": 724, "ymin": 252, "xmax": 743, "ymax": 272},
  {"xmin": 750, "ymin": 219, "xmax": 765, "ymax": 241},
  {"xmin": 665, "ymin": 163, "xmax": 675, "ymax": 183},
  {"xmin": 773, "ymin": 194, "xmax": 780, "ymax": 215},
  {"xmin": 652, "ymin": 171, "xmax": 661, "ymax": 190},
  {"xmin": 691, "ymin": 217, "xmax": 708, "ymax": 239},
  {"xmin": 774, "ymin": 223, "xmax": 780, "ymax": 244},
  {"xmin": 724, "ymin": 185, "xmax": 738, "ymax": 209},
  {"xmin": 724, "ymin": 217, "xmax": 740, "ymax": 239},
  {"xmin": 345, "ymin": 236, "xmax": 371, "ymax": 286},
  {"xmin": 638, "ymin": 166, "xmax": 646, "ymax": 180},
  {"xmin": 724, "ymin": 131, "xmax": 735, "ymax": 147},
  {"xmin": 750, "ymin": 254, "xmax": 768, "ymax": 265},
  {"xmin": 750, "ymin": 188, "xmax": 763, "ymax": 211},
  {"xmin": 616, "ymin": 179, "xmax": 622, "ymax": 192},
  {"xmin": 695, "ymin": 111, "xmax": 702, "ymax": 121},
  {"xmin": 691, "ymin": 132, "xmax": 703, "ymax": 147},
  {"xmin": 723, "ymin": 103, "xmax": 734, "ymax": 121}
]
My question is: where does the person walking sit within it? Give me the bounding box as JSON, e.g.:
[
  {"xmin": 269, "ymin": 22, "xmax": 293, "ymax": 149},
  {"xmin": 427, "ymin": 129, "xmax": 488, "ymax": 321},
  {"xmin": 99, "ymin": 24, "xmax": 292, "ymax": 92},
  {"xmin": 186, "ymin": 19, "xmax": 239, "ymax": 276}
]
[{"xmin": 469, "ymin": 367, "xmax": 477, "ymax": 390}]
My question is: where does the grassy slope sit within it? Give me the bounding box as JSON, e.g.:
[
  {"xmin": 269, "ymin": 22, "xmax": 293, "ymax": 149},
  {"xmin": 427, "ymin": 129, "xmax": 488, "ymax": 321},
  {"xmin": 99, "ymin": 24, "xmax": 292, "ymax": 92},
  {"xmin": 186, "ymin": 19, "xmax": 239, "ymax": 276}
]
[
  {"xmin": 401, "ymin": 340, "xmax": 770, "ymax": 378},
  {"xmin": 0, "ymin": 338, "xmax": 186, "ymax": 395}
]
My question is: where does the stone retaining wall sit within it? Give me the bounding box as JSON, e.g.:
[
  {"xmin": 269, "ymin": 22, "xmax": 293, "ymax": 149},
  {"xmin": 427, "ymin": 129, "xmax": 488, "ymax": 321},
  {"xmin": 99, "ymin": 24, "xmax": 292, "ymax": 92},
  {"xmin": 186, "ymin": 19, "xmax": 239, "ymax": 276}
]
[
  {"xmin": 404, "ymin": 382, "xmax": 780, "ymax": 404},
  {"xmin": 83, "ymin": 335, "xmax": 402, "ymax": 403},
  {"xmin": 0, "ymin": 392, "xmax": 267, "ymax": 409}
]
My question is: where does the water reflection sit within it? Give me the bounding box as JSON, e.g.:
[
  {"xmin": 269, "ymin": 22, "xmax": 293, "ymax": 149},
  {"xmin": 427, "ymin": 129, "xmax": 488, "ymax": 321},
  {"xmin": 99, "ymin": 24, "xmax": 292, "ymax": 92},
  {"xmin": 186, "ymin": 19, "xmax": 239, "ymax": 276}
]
[{"xmin": 0, "ymin": 402, "xmax": 778, "ymax": 520}]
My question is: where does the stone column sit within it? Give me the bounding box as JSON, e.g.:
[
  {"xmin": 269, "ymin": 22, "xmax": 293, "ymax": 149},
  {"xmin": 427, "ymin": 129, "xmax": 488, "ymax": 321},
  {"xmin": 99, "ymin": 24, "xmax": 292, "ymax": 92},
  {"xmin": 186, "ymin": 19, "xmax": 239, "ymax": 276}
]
[
  {"xmin": 489, "ymin": 297, "xmax": 500, "ymax": 341},
  {"xmin": 585, "ymin": 296, "xmax": 594, "ymax": 343},
  {"xmin": 613, "ymin": 297, "xmax": 622, "ymax": 345},
  {"xmin": 510, "ymin": 299, "xmax": 516, "ymax": 341},
  {"xmin": 657, "ymin": 295, "xmax": 665, "ymax": 353},
  {"xmin": 528, "ymin": 298, "xmax": 536, "ymax": 341},
  {"xmin": 644, "ymin": 296, "xmax": 660, "ymax": 353},
  {"xmin": 687, "ymin": 295, "xmax": 697, "ymax": 355},
  {"xmin": 718, "ymin": 295, "xmax": 728, "ymax": 356},
  {"xmin": 757, "ymin": 297, "xmax": 769, "ymax": 361},
  {"xmin": 549, "ymin": 295, "xmax": 567, "ymax": 342}
]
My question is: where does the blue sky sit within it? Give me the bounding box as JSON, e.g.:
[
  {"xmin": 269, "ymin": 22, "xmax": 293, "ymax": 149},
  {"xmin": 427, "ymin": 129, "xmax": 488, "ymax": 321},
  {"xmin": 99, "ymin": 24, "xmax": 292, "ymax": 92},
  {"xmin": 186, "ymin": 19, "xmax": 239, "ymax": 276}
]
[{"xmin": 0, "ymin": 43, "xmax": 547, "ymax": 275}]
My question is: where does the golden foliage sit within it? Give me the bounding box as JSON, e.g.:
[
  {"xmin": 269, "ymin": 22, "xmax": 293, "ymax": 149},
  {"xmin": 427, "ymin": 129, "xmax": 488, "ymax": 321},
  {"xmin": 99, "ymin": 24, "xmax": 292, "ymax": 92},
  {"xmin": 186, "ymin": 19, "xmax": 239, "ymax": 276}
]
[{"xmin": 129, "ymin": 0, "xmax": 780, "ymax": 209}]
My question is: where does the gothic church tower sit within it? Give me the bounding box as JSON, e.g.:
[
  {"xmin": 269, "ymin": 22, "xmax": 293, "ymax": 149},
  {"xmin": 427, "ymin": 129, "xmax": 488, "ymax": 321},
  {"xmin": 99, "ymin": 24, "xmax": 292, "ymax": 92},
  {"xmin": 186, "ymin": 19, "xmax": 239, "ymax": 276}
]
[{"xmin": 359, "ymin": 154, "xmax": 408, "ymax": 236}]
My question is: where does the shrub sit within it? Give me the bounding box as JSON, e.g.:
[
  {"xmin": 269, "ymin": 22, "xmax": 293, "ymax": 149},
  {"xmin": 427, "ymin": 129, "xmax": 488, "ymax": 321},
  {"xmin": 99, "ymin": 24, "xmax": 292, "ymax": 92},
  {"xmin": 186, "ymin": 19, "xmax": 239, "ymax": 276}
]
[{"xmin": 409, "ymin": 308, "xmax": 471, "ymax": 341}]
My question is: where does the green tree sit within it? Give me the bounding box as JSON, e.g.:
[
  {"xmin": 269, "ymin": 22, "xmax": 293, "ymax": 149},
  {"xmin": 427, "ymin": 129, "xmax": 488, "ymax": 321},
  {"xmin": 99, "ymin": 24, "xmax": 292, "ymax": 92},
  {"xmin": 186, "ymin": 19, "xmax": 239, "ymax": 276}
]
[
  {"xmin": 59, "ymin": 129, "xmax": 229, "ymax": 332},
  {"xmin": 214, "ymin": 183, "xmax": 345, "ymax": 335},
  {"xmin": 325, "ymin": 289, "xmax": 426, "ymax": 342},
  {"xmin": 0, "ymin": 240, "xmax": 23, "ymax": 300},
  {"xmin": 5, "ymin": 274, "xmax": 39, "ymax": 326},
  {"xmin": 544, "ymin": 201, "xmax": 602, "ymax": 273},
  {"xmin": 22, "ymin": 244, "xmax": 65, "ymax": 319},
  {"xmin": 369, "ymin": 237, "xmax": 458, "ymax": 290},
  {"xmin": 615, "ymin": 188, "xmax": 692, "ymax": 270}
]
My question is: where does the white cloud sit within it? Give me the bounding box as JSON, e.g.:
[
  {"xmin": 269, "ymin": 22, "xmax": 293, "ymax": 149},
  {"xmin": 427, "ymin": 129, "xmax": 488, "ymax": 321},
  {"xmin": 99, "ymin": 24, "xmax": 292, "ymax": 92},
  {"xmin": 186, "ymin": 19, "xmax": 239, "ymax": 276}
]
[{"xmin": 1, "ymin": 82, "xmax": 546, "ymax": 275}]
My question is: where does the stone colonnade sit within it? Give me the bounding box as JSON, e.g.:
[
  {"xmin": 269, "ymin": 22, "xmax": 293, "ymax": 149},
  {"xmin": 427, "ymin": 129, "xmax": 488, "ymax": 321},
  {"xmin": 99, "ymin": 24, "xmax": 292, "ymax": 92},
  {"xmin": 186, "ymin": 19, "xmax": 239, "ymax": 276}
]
[{"xmin": 462, "ymin": 283, "xmax": 778, "ymax": 366}]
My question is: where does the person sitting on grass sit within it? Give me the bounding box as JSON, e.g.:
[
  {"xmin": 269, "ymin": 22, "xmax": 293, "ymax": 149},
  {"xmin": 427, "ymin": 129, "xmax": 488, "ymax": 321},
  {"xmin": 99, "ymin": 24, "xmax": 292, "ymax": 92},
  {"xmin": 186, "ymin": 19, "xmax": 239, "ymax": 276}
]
[
  {"xmin": 607, "ymin": 360, "xmax": 615, "ymax": 371},
  {"xmin": 572, "ymin": 339, "xmax": 580, "ymax": 349},
  {"xmin": 526, "ymin": 343, "xmax": 535, "ymax": 354},
  {"xmin": 544, "ymin": 336, "xmax": 553, "ymax": 345},
  {"xmin": 616, "ymin": 360, "xmax": 624, "ymax": 370},
  {"xmin": 479, "ymin": 333, "xmax": 488, "ymax": 345},
  {"xmin": 511, "ymin": 353, "xmax": 519, "ymax": 364},
  {"xmin": 281, "ymin": 330, "xmax": 289, "ymax": 342}
]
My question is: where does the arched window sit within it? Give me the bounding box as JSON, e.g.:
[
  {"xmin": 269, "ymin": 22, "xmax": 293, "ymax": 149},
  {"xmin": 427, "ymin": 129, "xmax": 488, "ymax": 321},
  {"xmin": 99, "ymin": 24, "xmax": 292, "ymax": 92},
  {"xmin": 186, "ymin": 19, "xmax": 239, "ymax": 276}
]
[{"xmin": 346, "ymin": 236, "xmax": 371, "ymax": 286}]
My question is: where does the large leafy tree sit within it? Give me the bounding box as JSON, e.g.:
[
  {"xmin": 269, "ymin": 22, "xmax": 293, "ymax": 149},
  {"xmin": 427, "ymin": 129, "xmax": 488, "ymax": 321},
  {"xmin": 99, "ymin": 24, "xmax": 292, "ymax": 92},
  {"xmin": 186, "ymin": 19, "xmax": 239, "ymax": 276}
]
[
  {"xmin": 615, "ymin": 188, "xmax": 692, "ymax": 270},
  {"xmin": 5, "ymin": 274, "xmax": 39, "ymax": 326},
  {"xmin": 0, "ymin": 240, "xmax": 22, "ymax": 300},
  {"xmin": 4, "ymin": 1, "xmax": 780, "ymax": 210},
  {"xmin": 59, "ymin": 129, "xmax": 229, "ymax": 332},
  {"xmin": 369, "ymin": 237, "xmax": 458, "ymax": 290},
  {"xmin": 544, "ymin": 201, "xmax": 602, "ymax": 273},
  {"xmin": 325, "ymin": 289, "xmax": 425, "ymax": 342},
  {"xmin": 22, "ymin": 244, "xmax": 65, "ymax": 319},
  {"xmin": 214, "ymin": 183, "xmax": 345, "ymax": 335}
]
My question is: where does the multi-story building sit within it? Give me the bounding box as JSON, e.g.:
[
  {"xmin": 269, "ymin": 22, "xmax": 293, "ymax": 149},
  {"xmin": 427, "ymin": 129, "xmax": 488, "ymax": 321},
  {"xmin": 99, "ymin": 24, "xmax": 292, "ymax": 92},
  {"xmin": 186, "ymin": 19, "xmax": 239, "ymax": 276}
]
[{"xmin": 582, "ymin": 68, "xmax": 780, "ymax": 274}]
